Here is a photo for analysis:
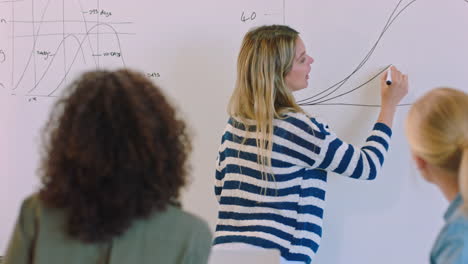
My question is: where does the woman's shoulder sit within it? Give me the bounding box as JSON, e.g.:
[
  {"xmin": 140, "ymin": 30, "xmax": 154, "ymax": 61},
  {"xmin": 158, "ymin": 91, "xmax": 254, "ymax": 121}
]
[
  {"xmin": 444, "ymin": 211, "xmax": 468, "ymax": 239},
  {"xmin": 18, "ymin": 193, "xmax": 43, "ymax": 217},
  {"xmin": 431, "ymin": 211, "xmax": 468, "ymax": 263},
  {"xmin": 227, "ymin": 116, "xmax": 256, "ymax": 130},
  {"xmin": 165, "ymin": 205, "xmax": 211, "ymax": 228},
  {"xmin": 144, "ymin": 205, "xmax": 212, "ymax": 237},
  {"xmin": 278, "ymin": 112, "xmax": 331, "ymax": 135},
  {"xmin": 21, "ymin": 193, "xmax": 40, "ymax": 208}
]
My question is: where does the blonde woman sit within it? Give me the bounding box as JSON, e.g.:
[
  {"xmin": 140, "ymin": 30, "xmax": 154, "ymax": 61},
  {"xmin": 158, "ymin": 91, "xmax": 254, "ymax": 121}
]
[
  {"xmin": 213, "ymin": 25, "xmax": 408, "ymax": 264},
  {"xmin": 405, "ymin": 88, "xmax": 468, "ymax": 264}
]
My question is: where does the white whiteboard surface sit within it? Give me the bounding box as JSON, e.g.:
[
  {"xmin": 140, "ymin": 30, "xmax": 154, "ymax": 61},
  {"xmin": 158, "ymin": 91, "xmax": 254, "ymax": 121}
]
[{"xmin": 1, "ymin": 0, "xmax": 467, "ymax": 263}]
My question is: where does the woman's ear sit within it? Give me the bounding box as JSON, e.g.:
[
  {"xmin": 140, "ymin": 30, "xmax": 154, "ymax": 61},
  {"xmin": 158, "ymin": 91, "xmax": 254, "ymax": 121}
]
[
  {"xmin": 412, "ymin": 154, "xmax": 434, "ymax": 182},
  {"xmin": 413, "ymin": 154, "xmax": 428, "ymax": 171}
]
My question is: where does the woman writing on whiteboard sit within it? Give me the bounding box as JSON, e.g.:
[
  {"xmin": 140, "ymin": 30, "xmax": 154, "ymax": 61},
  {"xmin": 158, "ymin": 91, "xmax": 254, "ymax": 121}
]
[
  {"xmin": 213, "ymin": 25, "xmax": 408, "ymax": 263},
  {"xmin": 405, "ymin": 88, "xmax": 468, "ymax": 264},
  {"xmin": 4, "ymin": 69, "xmax": 212, "ymax": 264}
]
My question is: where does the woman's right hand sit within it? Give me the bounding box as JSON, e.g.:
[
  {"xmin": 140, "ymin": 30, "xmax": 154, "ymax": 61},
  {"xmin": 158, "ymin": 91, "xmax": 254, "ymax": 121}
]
[
  {"xmin": 380, "ymin": 65, "xmax": 409, "ymax": 108},
  {"xmin": 377, "ymin": 66, "xmax": 409, "ymax": 127}
]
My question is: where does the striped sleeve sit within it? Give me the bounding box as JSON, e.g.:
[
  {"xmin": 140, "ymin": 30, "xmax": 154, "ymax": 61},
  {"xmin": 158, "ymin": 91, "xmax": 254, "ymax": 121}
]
[
  {"xmin": 214, "ymin": 148, "xmax": 226, "ymax": 203},
  {"xmin": 315, "ymin": 121, "xmax": 392, "ymax": 180}
]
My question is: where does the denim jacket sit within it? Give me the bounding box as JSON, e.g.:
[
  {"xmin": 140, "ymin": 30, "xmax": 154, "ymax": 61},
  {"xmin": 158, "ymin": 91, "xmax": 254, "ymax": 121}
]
[{"xmin": 430, "ymin": 194, "xmax": 468, "ymax": 264}]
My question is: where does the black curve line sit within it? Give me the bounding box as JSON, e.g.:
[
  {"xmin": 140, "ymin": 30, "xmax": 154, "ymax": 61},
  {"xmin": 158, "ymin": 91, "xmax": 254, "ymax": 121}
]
[
  {"xmin": 97, "ymin": 0, "xmax": 100, "ymax": 68},
  {"xmin": 13, "ymin": 0, "xmax": 53, "ymax": 90},
  {"xmin": 77, "ymin": 0, "xmax": 97, "ymax": 67},
  {"xmin": 299, "ymin": 0, "xmax": 415, "ymax": 105},
  {"xmin": 0, "ymin": 50, "xmax": 5, "ymax": 62},
  {"xmin": 301, "ymin": 66, "xmax": 387, "ymax": 106},
  {"xmin": 10, "ymin": 20, "xmax": 133, "ymax": 24},
  {"xmin": 31, "ymin": 0, "xmax": 37, "ymax": 86},
  {"xmin": 298, "ymin": 0, "xmax": 417, "ymax": 106},
  {"xmin": 14, "ymin": 32, "xmax": 135, "ymax": 37},
  {"xmin": 12, "ymin": 0, "xmax": 129, "ymax": 92},
  {"xmin": 47, "ymin": 22, "xmax": 127, "ymax": 96},
  {"xmin": 24, "ymin": 23, "xmax": 126, "ymax": 96},
  {"xmin": 62, "ymin": 0, "xmax": 66, "ymax": 85},
  {"xmin": 312, "ymin": 0, "xmax": 416, "ymax": 106},
  {"xmin": 297, "ymin": 0, "xmax": 409, "ymax": 104},
  {"xmin": 14, "ymin": 0, "xmax": 87, "ymax": 90},
  {"xmin": 23, "ymin": 36, "xmax": 87, "ymax": 94},
  {"xmin": 300, "ymin": 0, "xmax": 416, "ymax": 106},
  {"xmin": 11, "ymin": 0, "xmax": 15, "ymax": 87},
  {"xmin": 0, "ymin": 0, "xmax": 24, "ymax": 3},
  {"xmin": 25, "ymin": 33, "xmax": 86, "ymax": 94},
  {"xmin": 310, "ymin": 66, "xmax": 412, "ymax": 107},
  {"xmin": 311, "ymin": 103, "xmax": 411, "ymax": 107}
]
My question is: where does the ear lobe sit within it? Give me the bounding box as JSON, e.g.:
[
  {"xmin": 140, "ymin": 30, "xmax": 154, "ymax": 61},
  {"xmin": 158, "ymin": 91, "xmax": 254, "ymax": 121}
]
[{"xmin": 413, "ymin": 155, "xmax": 427, "ymax": 171}]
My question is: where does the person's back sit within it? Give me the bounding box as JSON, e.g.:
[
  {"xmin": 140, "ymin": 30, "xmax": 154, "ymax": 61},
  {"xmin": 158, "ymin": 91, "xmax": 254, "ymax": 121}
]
[
  {"xmin": 6, "ymin": 195, "xmax": 212, "ymax": 264},
  {"xmin": 213, "ymin": 25, "xmax": 408, "ymax": 264},
  {"xmin": 3, "ymin": 69, "xmax": 212, "ymax": 264}
]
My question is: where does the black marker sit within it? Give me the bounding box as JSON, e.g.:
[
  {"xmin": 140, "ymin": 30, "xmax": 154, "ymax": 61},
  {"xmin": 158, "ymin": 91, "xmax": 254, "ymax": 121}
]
[{"xmin": 386, "ymin": 66, "xmax": 392, "ymax": 85}]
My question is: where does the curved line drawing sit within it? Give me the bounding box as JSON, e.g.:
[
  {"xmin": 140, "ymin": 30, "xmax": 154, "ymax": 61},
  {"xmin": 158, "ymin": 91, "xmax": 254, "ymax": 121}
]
[
  {"xmin": 299, "ymin": 0, "xmax": 415, "ymax": 104},
  {"xmin": 15, "ymin": 32, "xmax": 134, "ymax": 38},
  {"xmin": 301, "ymin": 67, "xmax": 388, "ymax": 105},
  {"xmin": 13, "ymin": 0, "xmax": 53, "ymax": 90},
  {"xmin": 310, "ymin": 103, "xmax": 411, "ymax": 107},
  {"xmin": 11, "ymin": 0, "xmax": 129, "ymax": 96},
  {"xmin": 25, "ymin": 22, "xmax": 126, "ymax": 95},
  {"xmin": 298, "ymin": 0, "xmax": 417, "ymax": 107},
  {"xmin": 0, "ymin": 50, "xmax": 5, "ymax": 62},
  {"xmin": 10, "ymin": 20, "xmax": 132, "ymax": 24},
  {"xmin": 47, "ymin": 23, "xmax": 127, "ymax": 96},
  {"xmin": 77, "ymin": 0, "xmax": 98, "ymax": 67},
  {"xmin": 13, "ymin": 0, "xmax": 106, "ymax": 90},
  {"xmin": 25, "ymin": 33, "xmax": 86, "ymax": 94},
  {"xmin": 0, "ymin": 0, "xmax": 25, "ymax": 3},
  {"xmin": 299, "ymin": 0, "xmax": 413, "ymax": 103},
  {"xmin": 31, "ymin": 0, "xmax": 37, "ymax": 85}
]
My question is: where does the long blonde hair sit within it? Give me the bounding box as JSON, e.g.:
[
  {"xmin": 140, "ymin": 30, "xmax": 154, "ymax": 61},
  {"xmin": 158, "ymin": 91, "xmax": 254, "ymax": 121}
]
[
  {"xmin": 228, "ymin": 25, "xmax": 304, "ymax": 182},
  {"xmin": 406, "ymin": 87, "xmax": 468, "ymax": 211}
]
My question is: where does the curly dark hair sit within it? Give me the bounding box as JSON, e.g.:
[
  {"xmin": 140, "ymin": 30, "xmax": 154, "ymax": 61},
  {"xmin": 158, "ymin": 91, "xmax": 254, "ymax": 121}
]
[{"xmin": 39, "ymin": 69, "xmax": 191, "ymax": 243}]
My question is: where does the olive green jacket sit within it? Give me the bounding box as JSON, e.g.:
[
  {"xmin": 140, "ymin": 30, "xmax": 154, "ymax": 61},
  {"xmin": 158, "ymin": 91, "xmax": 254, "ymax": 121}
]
[{"xmin": 4, "ymin": 195, "xmax": 212, "ymax": 264}]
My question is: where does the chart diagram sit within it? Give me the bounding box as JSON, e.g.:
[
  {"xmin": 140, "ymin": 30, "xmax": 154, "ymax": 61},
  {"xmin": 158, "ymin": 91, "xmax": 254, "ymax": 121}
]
[
  {"xmin": 0, "ymin": 0, "xmax": 465, "ymax": 106},
  {"xmin": 0, "ymin": 0, "xmax": 133, "ymax": 99},
  {"xmin": 297, "ymin": 0, "xmax": 417, "ymax": 107}
]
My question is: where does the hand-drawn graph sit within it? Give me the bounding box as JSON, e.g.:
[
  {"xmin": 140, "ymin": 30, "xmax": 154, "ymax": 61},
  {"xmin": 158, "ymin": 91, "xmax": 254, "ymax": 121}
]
[
  {"xmin": 298, "ymin": 0, "xmax": 416, "ymax": 107},
  {"xmin": 1, "ymin": 0, "xmax": 133, "ymax": 99},
  {"xmin": 239, "ymin": 0, "xmax": 415, "ymax": 108}
]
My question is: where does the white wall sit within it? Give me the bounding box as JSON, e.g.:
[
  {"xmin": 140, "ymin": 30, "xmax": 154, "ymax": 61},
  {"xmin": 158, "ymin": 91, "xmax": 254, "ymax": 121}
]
[{"xmin": 1, "ymin": 0, "xmax": 467, "ymax": 263}]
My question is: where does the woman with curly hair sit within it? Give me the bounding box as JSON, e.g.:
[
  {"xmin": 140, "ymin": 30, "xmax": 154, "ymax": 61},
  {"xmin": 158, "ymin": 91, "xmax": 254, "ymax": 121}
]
[{"xmin": 4, "ymin": 69, "xmax": 212, "ymax": 264}]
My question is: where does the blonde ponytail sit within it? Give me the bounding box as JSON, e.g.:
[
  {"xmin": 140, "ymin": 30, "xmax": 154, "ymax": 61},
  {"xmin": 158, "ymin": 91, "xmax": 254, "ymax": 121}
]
[
  {"xmin": 406, "ymin": 87, "xmax": 468, "ymax": 211},
  {"xmin": 460, "ymin": 144, "xmax": 468, "ymax": 212}
]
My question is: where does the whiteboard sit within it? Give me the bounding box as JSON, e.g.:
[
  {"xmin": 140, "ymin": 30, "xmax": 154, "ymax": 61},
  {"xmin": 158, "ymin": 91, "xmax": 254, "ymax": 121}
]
[{"xmin": 1, "ymin": 0, "xmax": 467, "ymax": 263}]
